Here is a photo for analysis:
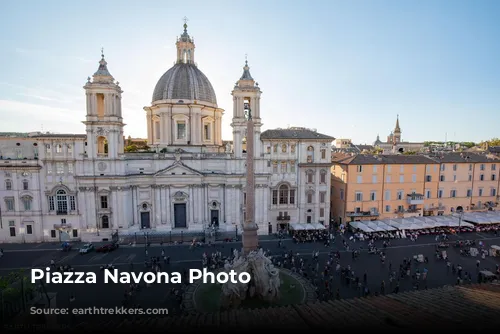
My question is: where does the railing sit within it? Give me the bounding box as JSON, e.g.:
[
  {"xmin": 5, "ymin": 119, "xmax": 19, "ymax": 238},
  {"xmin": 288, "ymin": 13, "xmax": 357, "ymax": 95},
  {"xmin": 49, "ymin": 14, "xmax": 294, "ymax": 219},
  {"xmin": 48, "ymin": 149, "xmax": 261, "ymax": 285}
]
[
  {"xmin": 346, "ymin": 211, "xmax": 379, "ymax": 217},
  {"xmin": 117, "ymin": 227, "xmax": 239, "ymax": 245},
  {"xmin": 56, "ymin": 210, "xmax": 67, "ymax": 215},
  {"xmin": 277, "ymin": 216, "xmax": 291, "ymax": 221}
]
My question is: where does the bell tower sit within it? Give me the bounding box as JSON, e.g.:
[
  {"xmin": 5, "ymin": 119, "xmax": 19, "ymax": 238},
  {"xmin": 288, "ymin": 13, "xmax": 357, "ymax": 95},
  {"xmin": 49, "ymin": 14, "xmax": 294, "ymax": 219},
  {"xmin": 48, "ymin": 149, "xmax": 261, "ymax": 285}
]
[
  {"xmin": 231, "ymin": 59, "xmax": 262, "ymax": 158},
  {"xmin": 82, "ymin": 49, "xmax": 125, "ymax": 160}
]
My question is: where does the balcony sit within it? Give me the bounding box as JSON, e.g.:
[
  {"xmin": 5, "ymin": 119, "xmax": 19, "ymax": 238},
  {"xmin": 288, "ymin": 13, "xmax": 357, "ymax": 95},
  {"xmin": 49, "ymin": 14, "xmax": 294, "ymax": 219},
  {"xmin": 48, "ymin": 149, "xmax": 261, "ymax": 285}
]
[
  {"xmin": 428, "ymin": 205, "xmax": 446, "ymax": 211},
  {"xmin": 54, "ymin": 223, "xmax": 72, "ymax": 229},
  {"xmin": 346, "ymin": 209, "xmax": 379, "ymax": 217},
  {"xmin": 407, "ymin": 193, "xmax": 424, "ymax": 205},
  {"xmin": 277, "ymin": 215, "xmax": 291, "ymax": 221},
  {"xmin": 56, "ymin": 210, "xmax": 68, "ymax": 215}
]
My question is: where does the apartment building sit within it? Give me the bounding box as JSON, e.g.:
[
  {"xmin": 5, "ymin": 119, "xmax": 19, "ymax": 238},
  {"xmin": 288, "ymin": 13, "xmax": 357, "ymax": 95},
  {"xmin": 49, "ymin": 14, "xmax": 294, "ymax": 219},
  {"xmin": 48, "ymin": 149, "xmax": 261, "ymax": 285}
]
[{"xmin": 331, "ymin": 152, "xmax": 500, "ymax": 224}]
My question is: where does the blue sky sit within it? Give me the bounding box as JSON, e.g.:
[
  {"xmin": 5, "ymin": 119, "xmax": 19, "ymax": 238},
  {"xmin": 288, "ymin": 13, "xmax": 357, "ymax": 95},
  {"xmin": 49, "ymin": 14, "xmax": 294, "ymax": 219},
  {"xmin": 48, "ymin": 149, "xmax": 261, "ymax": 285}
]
[{"xmin": 0, "ymin": 0, "xmax": 499, "ymax": 144}]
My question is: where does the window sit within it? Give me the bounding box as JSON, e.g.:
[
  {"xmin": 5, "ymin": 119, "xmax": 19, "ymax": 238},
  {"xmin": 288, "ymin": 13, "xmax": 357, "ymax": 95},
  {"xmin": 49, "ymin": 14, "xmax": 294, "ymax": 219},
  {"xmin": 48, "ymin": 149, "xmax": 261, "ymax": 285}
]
[
  {"xmin": 492, "ymin": 174, "xmax": 496, "ymax": 181},
  {"xmin": 492, "ymin": 164, "xmax": 497, "ymax": 171},
  {"xmin": 273, "ymin": 145, "xmax": 278, "ymax": 153},
  {"xmin": 321, "ymin": 149, "xmax": 326, "ymax": 159},
  {"xmin": 397, "ymin": 191, "xmax": 403, "ymax": 200},
  {"xmin": 290, "ymin": 162, "xmax": 296, "ymax": 173},
  {"xmin": 479, "ymin": 188, "xmax": 483, "ymax": 196},
  {"xmin": 466, "ymin": 189, "xmax": 472, "ymax": 197},
  {"xmin": 438, "ymin": 189, "xmax": 443, "ymax": 198},
  {"xmin": 320, "ymin": 192, "xmax": 326, "ymax": 203},
  {"xmin": 279, "ymin": 185, "xmax": 289, "ymax": 204},
  {"xmin": 307, "ymin": 192, "xmax": 313, "ymax": 204},
  {"xmin": 440, "ymin": 175, "xmax": 445, "ymax": 182},
  {"xmin": 72, "ymin": 229, "xmax": 78, "ymax": 238},
  {"xmin": 320, "ymin": 171, "xmax": 327, "ymax": 183},
  {"xmin": 5, "ymin": 180, "xmax": 12, "ymax": 190},
  {"xmin": 370, "ymin": 191, "xmax": 376, "ymax": 201},
  {"xmin": 450, "ymin": 190, "xmax": 456, "ymax": 198},
  {"xmin": 280, "ymin": 144, "xmax": 286, "ymax": 153},
  {"xmin": 386, "ymin": 175, "xmax": 391, "ymax": 183},
  {"xmin": 384, "ymin": 190, "xmax": 391, "ymax": 200},
  {"xmin": 340, "ymin": 189, "xmax": 344, "ymax": 200},
  {"xmin": 22, "ymin": 196, "xmax": 32, "ymax": 211},
  {"xmin": 68, "ymin": 163, "xmax": 74, "ymax": 174},
  {"xmin": 289, "ymin": 190, "xmax": 295, "ymax": 204},
  {"xmin": 5, "ymin": 198, "xmax": 14, "ymax": 211},
  {"xmin": 47, "ymin": 164, "xmax": 52, "ymax": 175},
  {"xmin": 387, "ymin": 165, "xmax": 391, "ymax": 172},
  {"xmin": 413, "ymin": 165, "xmax": 417, "ymax": 172},
  {"xmin": 357, "ymin": 165, "xmax": 363, "ymax": 173},
  {"xmin": 67, "ymin": 144, "xmax": 73, "ymax": 154},
  {"xmin": 426, "ymin": 175, "xmax": 432, "ymax": 182},
  {"xmin": 373, "ymin": 165, "xmax": 377, "ymax": 173},
  {"xmin": 355, "ymin": 192, "xmax": 363, "ymax": 201},
  {"xmin": 291, "ymin": 145, "xmax": 296, "ymax": 153},
  {"xmin": 480, "ymin": 174, "xmax": 484, "ymax": 181},
  {"xmin": 441, "ymin": 164, "xmax": 445, "ymax": 171},
  {"xmin": 469, "ymin": 164, "xmax": 472, "ymax": 171},
  {"xmin": 204, "ymin": 123, "xmax": 211, "ymax": 140},
  {"xmin": 101, "ymin": 196, "xmax": 108, "ymax": 209},
  {"xmin": 22, "ymin": 180, "xmax": 28, "ymax": 190},
  {"xmin": 426, "ymin": 165, "xmax": 430, "ymax": 173},
  {"xmin": 272, "ymin": 162, "xmax": 278, "ymax": 174},
  {"xmin": 61, "ymin": 218, "xmax": 67, "ymax": 225},
  {"xmin": 453, "ymin": 175, "xmax": 457, "ymax": 182},
  {"xmin": 266, "ymin": 146, "xmax": 271, "ymax": 154},
  {"xmin": 46, "ymin": 144, "xmax": 51, "ymax": 153},
  {"xmin": 372, "ymin": 175, "xmax": 377, "ymax": 183},
  {"xmin": 399, "ymin": 175, "xmax": 404, "ymax": 183},
  {"xmin": 272, "ymin": 190, "xmax": 278, "ymax": 205},
  {"xmin": 56, "ymin": 189, "xmax": 68, "ymax": 213},
  {"xmin": 426, "ymin": 190, "xmax": 431, "ymax": 199},
  {"xmin": 281, "ymin": 162, "xmax": 287, "ymax": 173},
  {"xmin": 411, "ymin": 174, "xmax": 416, "ymax": 183},
  {"xmin": 48, "ymin": 196, "xmax": 55, "ymax": 211},
  {"xmin": 69, "ymin": 196, "xmax": 76, "ymax": 211},
  {"xmin": 320, "ymin": 208, "xmax": 325, "ymax": 217},
  {"xmin": 453, "ymin": 164, "xmax": 457, "ymax": 171},
  {"xmin": 490, "ymin": 188, "xmax": 496, "ymax": 196},
  {"xmin": 400, "ymin": 165, "xmax": 404, "ymax": 172},
  {"xmin": 50, "ymin": 230, "xmax": 56, "ymax": 238},
  {"xmin": 26, "ymin": 225, "xmax": 33, "ymax": 235},
  {"xmin": 356, "ymin": 175, "xmax": 362, "ymax": 184},
  {"xmin": 307, "ymin": 171, "xmax": 314, "ymax": 184},
  {"xmin": 307, "ymin": 146, "xmax": 314, "ymax": 163},
  {"xmin": 385, "ymin": 205, "xmax": 391, "ymax": 212},
  {"xmin": 56, "ymin": 162, "xmax": 64, "ymax": 175},
  {"xmin": 468, "ymin": 175, "xmax": 472, "ymax": 181},
  {"xmin": 177, "ymin": 122, "xmax": 186, "ymax": 139},
  {"xmin": 56, "ymin": 144, "xmax": 63, "ymax": 153},
  {"xmin": 10, "ymin": 223, "xmax": 16, "ymax": 237},
  {"xmin": 480, "ymin": 164, "xmax": 485, "ymax": 171}
]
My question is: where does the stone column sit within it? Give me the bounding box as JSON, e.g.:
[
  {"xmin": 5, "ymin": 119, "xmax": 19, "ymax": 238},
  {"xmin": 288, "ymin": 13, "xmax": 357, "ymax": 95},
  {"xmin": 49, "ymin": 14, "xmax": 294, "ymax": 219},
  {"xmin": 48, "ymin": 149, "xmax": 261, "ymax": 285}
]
[{"xmin": 242, "ymin": 115, "xmax": 258, "ymax": 255}]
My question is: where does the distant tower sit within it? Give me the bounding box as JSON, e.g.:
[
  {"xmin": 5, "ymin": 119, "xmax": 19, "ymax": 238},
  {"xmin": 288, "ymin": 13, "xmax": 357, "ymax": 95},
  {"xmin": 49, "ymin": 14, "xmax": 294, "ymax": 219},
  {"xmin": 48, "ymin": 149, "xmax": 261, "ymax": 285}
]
[
  {"xmin": 82, "ymin": 50, "xmax": 125, "ymax": 160},
  {"xmin": 393, "ymin": 115, "xmax": 401, "ymax": 144},
  {"xmin": 231, "ymin": 58, "xmax": 262, "ymax": 158}
]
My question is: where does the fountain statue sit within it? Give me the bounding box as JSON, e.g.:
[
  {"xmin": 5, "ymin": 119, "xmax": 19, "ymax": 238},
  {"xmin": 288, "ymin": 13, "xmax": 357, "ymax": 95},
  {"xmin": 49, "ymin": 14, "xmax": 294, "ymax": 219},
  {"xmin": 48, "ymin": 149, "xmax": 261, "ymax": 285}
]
[{"xmin": 220, "ymin": 106, "xmax": 281, "ymax": 308}]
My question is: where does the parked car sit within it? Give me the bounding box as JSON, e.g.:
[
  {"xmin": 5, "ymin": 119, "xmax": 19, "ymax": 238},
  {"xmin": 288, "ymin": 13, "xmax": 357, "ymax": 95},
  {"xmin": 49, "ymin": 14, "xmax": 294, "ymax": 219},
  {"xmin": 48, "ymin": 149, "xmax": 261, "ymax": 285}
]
[
  {"xmin": 79, "ymin": 243, "xmax": 94, "ymax": 254},
  {"xmin": 96, "ymin": 243, "xmax": 119, "ymax": 253}
]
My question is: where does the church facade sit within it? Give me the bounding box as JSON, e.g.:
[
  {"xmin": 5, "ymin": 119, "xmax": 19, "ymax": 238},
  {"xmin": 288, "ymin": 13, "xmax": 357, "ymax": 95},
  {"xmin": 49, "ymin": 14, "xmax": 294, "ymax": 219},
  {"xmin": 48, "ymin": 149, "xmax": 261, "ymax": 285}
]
[{"xmin": 0, "ymin": 24, "xmax": 334, "ymax": 243}]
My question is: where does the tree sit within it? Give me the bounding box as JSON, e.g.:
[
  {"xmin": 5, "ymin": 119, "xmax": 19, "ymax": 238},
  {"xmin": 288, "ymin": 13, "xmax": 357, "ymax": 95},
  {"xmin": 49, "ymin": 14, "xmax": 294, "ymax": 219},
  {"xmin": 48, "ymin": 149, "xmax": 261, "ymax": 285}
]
[{"xmin": 124, "ymin": 144, "xmax": 139, "ymax": 152}]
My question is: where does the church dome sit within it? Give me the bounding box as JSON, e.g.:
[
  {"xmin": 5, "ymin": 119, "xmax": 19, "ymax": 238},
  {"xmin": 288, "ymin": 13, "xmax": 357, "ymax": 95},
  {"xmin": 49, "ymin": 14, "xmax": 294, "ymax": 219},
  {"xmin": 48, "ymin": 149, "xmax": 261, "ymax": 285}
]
[{"xmin": 152, "ymin": 63, "xmax": 217, "ymax": 105}]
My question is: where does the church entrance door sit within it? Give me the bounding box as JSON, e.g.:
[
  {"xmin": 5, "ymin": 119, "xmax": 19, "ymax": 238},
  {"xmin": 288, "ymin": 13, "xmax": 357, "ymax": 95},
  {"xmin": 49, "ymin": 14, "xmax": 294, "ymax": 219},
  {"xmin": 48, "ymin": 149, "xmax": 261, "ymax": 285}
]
[
  {"xmin": 174, "ymin": 204, "xmax": 187, "ymax": 228},
  {"xmin": 140, "ymin": 212, "xmax": 150, "ymax": 229},
  {"xmin": 210, "ymin": 210, "xmax": 219, "ymax": 227}
]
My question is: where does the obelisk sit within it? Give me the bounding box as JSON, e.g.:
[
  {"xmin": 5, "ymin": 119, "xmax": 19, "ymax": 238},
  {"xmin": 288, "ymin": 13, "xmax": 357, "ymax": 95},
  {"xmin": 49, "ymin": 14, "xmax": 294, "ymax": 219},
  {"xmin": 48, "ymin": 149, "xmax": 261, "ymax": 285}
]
[{"xmin": 242, "ymin": 108, "xmax": 259, "ymax": 255}]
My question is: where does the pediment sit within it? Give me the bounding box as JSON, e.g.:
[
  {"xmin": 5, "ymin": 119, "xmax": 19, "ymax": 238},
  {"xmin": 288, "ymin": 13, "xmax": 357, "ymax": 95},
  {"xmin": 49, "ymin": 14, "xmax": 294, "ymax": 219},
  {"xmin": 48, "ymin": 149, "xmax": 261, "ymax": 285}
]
[{"xmin": 155, "ymin": 161, "xmax": 203, "ymax": 176}]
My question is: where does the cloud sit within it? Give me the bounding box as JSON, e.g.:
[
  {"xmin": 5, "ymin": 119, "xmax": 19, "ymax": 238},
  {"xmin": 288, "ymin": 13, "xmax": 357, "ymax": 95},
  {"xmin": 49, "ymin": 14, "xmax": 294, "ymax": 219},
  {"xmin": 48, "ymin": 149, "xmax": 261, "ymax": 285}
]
[{"xmin": 0, "ymin": 82, "xmax": 81, "ymax": 104}]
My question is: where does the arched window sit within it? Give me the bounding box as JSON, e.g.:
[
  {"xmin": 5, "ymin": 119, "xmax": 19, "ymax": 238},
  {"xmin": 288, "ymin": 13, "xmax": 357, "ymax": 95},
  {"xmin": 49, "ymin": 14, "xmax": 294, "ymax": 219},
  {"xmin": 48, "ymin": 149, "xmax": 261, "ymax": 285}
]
[
  {"xmin": 306, "ymin": 170, "xmax": 314, "ymax": 184},
  {"xmin": 101, "ymin": 215, "xmax": 109, "ymax": 229},
  {"xmin": 21, "ymin": 196, "xmax": 32, "ymax": 211},
  {"xmin": 320, "ymin": 170, "xmax": 327, "ymax": 184},
  {"xmin": 307, "ymin": 146, "xmax": 314, "ymax": 163},
  {"xmin": 56, "ymin": 189, "xmax": 68, "ymax": 214},
  {"xmin": 56, "ymin": 144, "xmax": 63, "ymax": 153},
  {"xmin": 5, "ymin": 179, "xmax": 12, "ymax": 190},
  {"xmin": 22, "ymin": 179, "xmax": 29, "ymax": 190},
  {"xmin": 307, "ymin": 191, "xmax": 314, "ymax": 204},
  {"xmin": 279, "ymin": 185, "xmax": 289, "ymax": 204},
  {"xmin": 282, "ymin": 144, "xmax": 287, "ymax": 153},
  {"xmin": 97, "ymin": 136, "xmax": 108, "ymax": 156}
]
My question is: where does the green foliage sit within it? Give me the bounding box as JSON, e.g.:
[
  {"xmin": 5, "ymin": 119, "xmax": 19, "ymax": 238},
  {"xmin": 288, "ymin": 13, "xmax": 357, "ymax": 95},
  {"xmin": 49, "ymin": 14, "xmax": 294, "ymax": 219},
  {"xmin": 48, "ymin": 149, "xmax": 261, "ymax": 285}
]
[
  {"xmin": 124, "ymin": 144, "xmax": 138, "ymax": 152},
  {"xmin": 402, "ymin": 151, "xmax": 417, "ymax": 155}
]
